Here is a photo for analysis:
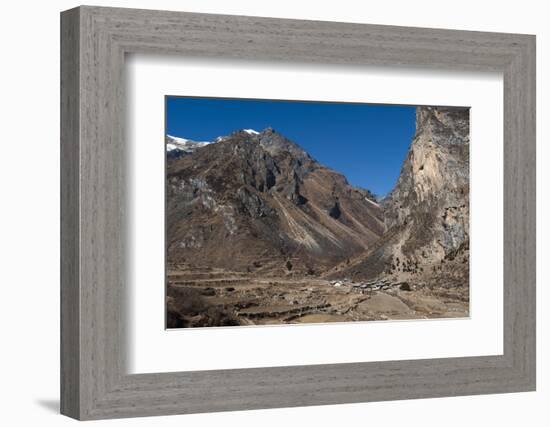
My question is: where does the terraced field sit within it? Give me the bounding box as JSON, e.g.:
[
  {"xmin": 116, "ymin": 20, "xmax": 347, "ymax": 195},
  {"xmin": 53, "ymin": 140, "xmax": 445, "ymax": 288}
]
[{"xmin": 166, "ymin": 265, "xmax": 469, "ymax": 328}]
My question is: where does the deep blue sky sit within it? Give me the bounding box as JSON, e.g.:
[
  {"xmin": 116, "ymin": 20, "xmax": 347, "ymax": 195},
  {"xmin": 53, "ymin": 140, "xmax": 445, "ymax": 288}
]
[{"xmin": 166, "ymin": 97, "xmax": 416, "ymax": 196}]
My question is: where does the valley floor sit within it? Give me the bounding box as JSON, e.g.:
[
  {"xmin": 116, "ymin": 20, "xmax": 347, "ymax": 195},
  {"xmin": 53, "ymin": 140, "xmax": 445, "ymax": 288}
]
[{"xmin": 166, "ymin": 266, "xmax": 469, "ymax": 328}]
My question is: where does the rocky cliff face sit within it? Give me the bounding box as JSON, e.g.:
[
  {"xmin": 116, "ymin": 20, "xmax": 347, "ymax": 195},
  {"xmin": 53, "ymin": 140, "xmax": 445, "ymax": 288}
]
[
  {"xmin": 330, "ymin": 106, "xmax": 470, "ymax": 286},
  {"xmin": 166, "ymin": 128, "xmax": 384, "ymax": 275}
]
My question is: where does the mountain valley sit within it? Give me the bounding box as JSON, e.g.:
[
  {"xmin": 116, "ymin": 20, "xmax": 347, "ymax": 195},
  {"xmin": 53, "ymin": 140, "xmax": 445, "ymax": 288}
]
[{"xmin": 166, "ymin": 106, "xmax": 470, "ymax": 328}]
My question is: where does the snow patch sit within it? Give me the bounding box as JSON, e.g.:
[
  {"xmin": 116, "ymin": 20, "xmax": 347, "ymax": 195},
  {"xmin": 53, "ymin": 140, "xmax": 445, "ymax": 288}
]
[
  {"xmin": 166, "ymin": 135, "xmax": 192, "ymax": 144},
  {"xmin": 166, "ymin": 134, "xmax": 212, "ymax": 153},
  {"xmin": 243, "ymin": 129, "xmax": 259, "ymax": 135}
]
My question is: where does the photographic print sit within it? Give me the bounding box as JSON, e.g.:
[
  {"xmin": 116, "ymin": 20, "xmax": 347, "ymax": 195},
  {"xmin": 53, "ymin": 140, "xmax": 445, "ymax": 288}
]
[{"xmin": 165, "ymin": 97, "xmax": 470, "ymax": 328}]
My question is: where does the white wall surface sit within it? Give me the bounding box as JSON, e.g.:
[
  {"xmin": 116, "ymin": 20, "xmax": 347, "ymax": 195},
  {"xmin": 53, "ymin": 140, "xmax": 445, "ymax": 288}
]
[{"xmin": 0, "ymin": 0, "xmax": 546, "ymax": 425}]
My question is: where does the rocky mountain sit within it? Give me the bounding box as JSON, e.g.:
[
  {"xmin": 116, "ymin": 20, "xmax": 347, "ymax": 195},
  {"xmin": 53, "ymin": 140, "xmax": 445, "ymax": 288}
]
[
  {"xmin": 329, "ymin": 106, "xmax": 470, "ymax": 286},
  {"xmin": 166, "ymin": 128, "xmax": 384, "ymax": 275}
]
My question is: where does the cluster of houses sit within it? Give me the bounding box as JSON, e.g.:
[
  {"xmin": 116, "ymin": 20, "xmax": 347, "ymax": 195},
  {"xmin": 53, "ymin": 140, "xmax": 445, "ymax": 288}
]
[{"xmin": 329, "ymin": 278, "xmax": 412, "ymax": 293}]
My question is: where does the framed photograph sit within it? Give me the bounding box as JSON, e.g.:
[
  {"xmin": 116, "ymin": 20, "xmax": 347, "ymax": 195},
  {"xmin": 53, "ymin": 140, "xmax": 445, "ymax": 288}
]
[
  {"xmin": 61, "ymin": 6, "xmax": 536, "ymax": 420},
  {"xmin": 164, "ymin": 97, "xmax": 471, "ymax": 328}
]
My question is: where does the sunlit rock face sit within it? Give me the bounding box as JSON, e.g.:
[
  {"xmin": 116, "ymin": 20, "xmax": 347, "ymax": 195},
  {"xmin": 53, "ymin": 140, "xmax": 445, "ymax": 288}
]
[
  {"xmin": 384, "ymin": 106, "xmax": 470, "ymax": 255},
  {"xmin": 332, "ymin": 106, "xmax": 470, "ymax": 286}
]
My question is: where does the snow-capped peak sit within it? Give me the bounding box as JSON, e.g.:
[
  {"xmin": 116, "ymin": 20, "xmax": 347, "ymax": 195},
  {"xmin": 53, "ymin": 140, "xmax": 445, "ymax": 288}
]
[
  {"xmin": 166, "ymin": 129, "xmax": 260, "ymax": 157},
  {"xmin": 166, "ymin": 135, "xmax": 191, "ymax": 144},
  {"xmin": 166, "ymin": 135, "xmax": 212, "ymax": 153}
]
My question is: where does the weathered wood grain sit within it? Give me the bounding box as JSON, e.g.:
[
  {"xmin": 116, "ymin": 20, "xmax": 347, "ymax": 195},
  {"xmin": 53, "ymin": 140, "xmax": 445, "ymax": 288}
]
[
  {"xmin": 60, "ymin": 5, "xmax": 536, "ymax": 420},
  {"xmin": 60, "ymin": 7, "xmax": 80, "ymax": 419}
]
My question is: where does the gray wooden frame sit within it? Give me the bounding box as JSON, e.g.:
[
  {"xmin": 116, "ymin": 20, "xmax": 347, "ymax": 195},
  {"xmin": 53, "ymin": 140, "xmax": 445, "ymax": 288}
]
[{"xmin": 60, "ymin": 5, "xmax": 536, "ymax": 420}]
